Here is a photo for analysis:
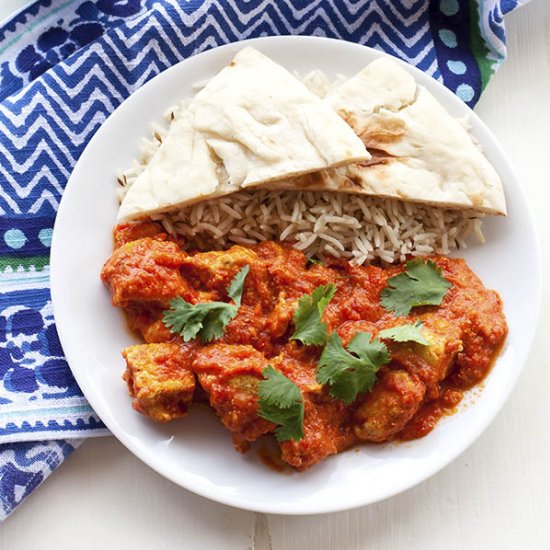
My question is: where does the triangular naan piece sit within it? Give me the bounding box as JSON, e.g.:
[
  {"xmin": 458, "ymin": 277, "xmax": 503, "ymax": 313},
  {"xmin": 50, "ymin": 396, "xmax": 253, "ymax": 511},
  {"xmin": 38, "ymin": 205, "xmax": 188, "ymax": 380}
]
[
  {"xmin": 117, "ymin": 109, "xmax": 221, "ymax": 222},
  {"xmin": 118, "ymin": 47, "xmax": 369, "ymax": 221},
  {"xmin": 271, "ymin": 57, "xmax": 506, "ymax": 216},
  {"xmin": 327, "ymin": 58, "xmax": 506, "ymax": 214}
]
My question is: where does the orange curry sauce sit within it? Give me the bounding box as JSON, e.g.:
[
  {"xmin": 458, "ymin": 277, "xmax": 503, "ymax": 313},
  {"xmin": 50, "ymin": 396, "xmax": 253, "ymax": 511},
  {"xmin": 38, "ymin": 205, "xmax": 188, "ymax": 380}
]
[{"xmin": 101, "ymin": 222, "xmax": 507, "ymax": 470}]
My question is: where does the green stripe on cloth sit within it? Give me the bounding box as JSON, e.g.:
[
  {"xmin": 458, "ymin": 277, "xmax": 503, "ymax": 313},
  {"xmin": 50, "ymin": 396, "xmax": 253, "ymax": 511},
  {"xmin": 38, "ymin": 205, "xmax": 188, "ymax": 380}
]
[
  {"xmin": 0, "ymin": 255, "xmax": 50, "ymax": 271},
  {"xmin": 469, "ymin": 0, "xmax": 495, "ymax": 90}
]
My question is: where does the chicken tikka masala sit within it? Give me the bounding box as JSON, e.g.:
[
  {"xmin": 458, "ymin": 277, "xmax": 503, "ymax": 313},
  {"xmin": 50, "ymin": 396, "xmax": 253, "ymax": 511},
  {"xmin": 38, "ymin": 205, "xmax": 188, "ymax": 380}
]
[{"xmin": 101, "ymin": 221, "xmax": 507, "ymax": 471}]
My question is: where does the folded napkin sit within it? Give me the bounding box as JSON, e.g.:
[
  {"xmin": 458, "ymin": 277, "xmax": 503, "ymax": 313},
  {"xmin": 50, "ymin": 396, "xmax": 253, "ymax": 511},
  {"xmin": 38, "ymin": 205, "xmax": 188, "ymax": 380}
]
[{"xmin": 0, "ymin": 0, "xmax": 528, "ymax": 521}]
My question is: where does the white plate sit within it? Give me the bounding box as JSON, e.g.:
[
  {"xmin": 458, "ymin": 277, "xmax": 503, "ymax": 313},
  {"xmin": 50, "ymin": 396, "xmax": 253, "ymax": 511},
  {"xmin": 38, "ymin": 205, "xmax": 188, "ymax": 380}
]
[{"xmin": 50, "ymin": 36, "xmax": 541, "ymax": 515}]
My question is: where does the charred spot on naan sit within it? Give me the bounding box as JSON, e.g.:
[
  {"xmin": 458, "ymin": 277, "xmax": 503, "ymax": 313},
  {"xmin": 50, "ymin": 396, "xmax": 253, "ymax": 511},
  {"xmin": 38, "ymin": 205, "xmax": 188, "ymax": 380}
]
[{"xmin": 359, "ymin": 115, "xmax": 406, "ymax": 148}]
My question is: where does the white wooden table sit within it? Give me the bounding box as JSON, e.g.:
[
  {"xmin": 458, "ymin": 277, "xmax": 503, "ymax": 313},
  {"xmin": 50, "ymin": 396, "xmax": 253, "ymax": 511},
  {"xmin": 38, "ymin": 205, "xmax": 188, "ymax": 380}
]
[{"xmin": 1, "ymin": 1, "xmax": 549, "ymax": 548}]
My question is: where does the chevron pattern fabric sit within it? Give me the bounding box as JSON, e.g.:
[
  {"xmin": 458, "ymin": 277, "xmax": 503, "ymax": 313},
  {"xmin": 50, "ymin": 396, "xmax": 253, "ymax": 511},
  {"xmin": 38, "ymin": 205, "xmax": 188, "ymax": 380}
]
[{"xmin": 0, "ymin": 0, "xmax": 528, "ymax": 521}]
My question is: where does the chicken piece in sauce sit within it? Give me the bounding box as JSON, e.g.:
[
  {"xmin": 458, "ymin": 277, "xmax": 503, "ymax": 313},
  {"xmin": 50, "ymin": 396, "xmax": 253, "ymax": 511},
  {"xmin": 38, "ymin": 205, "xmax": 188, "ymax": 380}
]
[
  {"xmin": 101, "ymin": 237, "xmax": 189, "ymax": 307},
  {"xmin": 122, "ymin": 342, "xmax": 196, "ymax": 422},
  {"xmin": 113, "ymin": 221, "xmax": 166, "ymax": 248},
  {"xmin": 353, "ymin": 368, "xmax": 425, "ymax": 442},
  {"xmin": 280, "ymin": 396, "xmax": 356, "ymax": 470},
  {"xmin": 191, "ymin": 344, "xmax": 275, "ymax": 451}
]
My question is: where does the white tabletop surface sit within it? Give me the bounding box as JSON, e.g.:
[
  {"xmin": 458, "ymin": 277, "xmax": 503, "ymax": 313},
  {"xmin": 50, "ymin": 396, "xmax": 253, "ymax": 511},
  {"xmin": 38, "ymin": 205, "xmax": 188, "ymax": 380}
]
[{"xmin": 1, "ymin": 1, "xmax": 549, "ymax": 548}]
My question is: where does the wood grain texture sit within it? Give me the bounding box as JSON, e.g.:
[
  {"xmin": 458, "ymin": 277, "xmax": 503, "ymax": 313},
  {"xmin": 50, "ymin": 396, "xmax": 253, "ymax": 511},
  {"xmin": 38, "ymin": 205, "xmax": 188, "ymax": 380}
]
[
  {"xmin": 1, "ymin": 1, "xmax": 549, "ymax": 549},
  {"xmin": 0, "ymin": 438, "xmax": 256, "ymax": 550}
]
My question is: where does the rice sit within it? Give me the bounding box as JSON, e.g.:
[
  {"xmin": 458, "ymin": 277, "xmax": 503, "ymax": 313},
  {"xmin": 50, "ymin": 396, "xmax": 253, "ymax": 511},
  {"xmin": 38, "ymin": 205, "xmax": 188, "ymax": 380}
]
[
  {"xmin": 143, "ymin": 189, "xmax": 482, "ymax": 265},
  {"xmin": 117, "ymin": 71, "xmax": 485, "ymax": 265}
]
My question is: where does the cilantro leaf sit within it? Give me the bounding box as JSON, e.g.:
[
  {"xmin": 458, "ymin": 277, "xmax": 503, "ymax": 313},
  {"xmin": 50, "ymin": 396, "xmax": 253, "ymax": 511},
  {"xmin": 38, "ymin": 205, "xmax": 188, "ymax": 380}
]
[
  {"xmin": 290, "ymin": 283, "xmax": 337, "ymax": 346},
  {"xmin": 347, "ymin": 332, "xmax": 390, "ymax": 367},
  {"xmin": 227, "ymin": 264, "xmax": 249, "ymax": 307},
  {"xmin": 378, "ymin": 321, "xmax": 430, "ymax": 345},
  {"xmin": 380, "ymin": 259, "xmax": 451, "ymax": 316},
  {"xmin": 162, "ymin": 265, "xmax": 249, "ymax": 344},
  {"xmin": 316, "ymin": 332, "xmax": 390, "ymax": 404},
  {"xmin": 163, "ymin": 299, "xmax": 233, "ymax": 342},
  {"xmin": 258, "ymin": 366, "xmax": 304, "ymax": 442}
]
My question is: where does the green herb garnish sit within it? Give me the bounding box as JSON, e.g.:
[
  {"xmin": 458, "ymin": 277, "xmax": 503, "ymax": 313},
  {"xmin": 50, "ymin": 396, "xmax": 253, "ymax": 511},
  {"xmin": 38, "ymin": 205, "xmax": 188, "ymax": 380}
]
[
  {"xmin": 378, "ymin": 321, "xmax": 430, "ymax": 345},
  {"xmin": 226, "ymin": 265, "xmax": 249, "ymax": 306},
  {"xmin": 316, "ymin": 332, "xmax": 390, "ymax": 404},
  {"xmin": 290, "ymin": 283, "xmax": 337, "ymax": 346},
  {"xmin": 162, "ymin": 265, "xmax": 249, "ymax": 344},
  {"xmin": 258, "ymin": 366, "xmax": 305, "ymax": 442},
  {"xmin": 380, "ymin": 259, "xmax": 451, "ymax": 316},
  {"xmin": 307, "ymin": 257, "xmax": 323, "ymax": 267}
]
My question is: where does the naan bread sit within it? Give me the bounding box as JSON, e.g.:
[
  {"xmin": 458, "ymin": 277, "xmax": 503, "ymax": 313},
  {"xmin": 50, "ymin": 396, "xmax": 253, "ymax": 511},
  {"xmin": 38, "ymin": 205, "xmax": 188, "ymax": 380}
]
[
  {"xmin": 329, "ymin": 58, "xmax": 507, "ymax": 214},
  {"xmin": 117, "ymin": 47, "xmax": 369, "ymax": 221},
  {"xmin": 272, "ymin": 57, "xmax": 506, "ymax": 216},
  {"xmin": 117, "ymin": 109, "xmax": 223, "ymax": 222}
]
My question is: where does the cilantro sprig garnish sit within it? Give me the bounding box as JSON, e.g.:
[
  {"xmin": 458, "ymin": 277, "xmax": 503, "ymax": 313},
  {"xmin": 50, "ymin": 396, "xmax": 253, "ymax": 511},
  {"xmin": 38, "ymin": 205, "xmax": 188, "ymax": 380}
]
[
  {"xmin": 290, "ymin": 283, "xmax": 337, "ymax": 346},
  {"xmin": 162, "ymin": 265, "xmax": 249, "ymax": 344},
  {"xmin": 258, "ymin": 366, "xmax": 305, "ymax": 442},
  {"xmin": 316, "ymin": 332, "xmax": 390, "ymax": 404},
  {"xmin": 381, "ymin": 259, "xmax": 451, "ymax": 316},
  {"xmin": 378, "ymin": 321, "xmax": 430, "ymax": 345}
]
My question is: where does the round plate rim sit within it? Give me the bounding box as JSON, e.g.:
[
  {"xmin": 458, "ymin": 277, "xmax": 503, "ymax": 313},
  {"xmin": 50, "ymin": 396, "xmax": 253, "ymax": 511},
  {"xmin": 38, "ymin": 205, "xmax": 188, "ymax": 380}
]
[{"xmin": 50, "ymin": 35, "xmax": 542, "ymax": 515}]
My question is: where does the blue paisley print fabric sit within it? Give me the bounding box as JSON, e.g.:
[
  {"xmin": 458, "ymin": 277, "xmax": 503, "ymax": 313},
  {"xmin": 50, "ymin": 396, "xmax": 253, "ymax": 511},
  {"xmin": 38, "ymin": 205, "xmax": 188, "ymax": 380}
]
[{"xmin": 0, "ymin": 0, "xmax": 528, "ymax": 521}]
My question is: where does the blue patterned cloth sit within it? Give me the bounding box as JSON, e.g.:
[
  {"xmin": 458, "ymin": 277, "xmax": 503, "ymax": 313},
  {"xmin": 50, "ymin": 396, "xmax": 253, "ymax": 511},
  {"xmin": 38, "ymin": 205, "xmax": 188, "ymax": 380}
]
[{"xmin": 0, "ymin": 0, "xmax": 528, "ymax": 521}]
